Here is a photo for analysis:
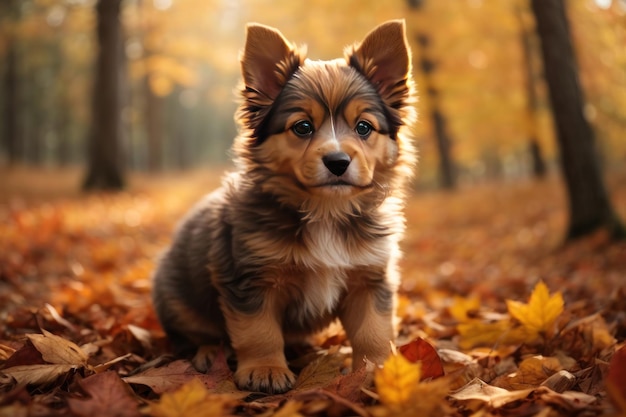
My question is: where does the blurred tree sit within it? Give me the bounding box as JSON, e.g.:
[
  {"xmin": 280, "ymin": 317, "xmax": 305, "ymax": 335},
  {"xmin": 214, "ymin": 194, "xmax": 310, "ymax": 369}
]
[
  {"xmin": 515, "ymin": 3, "xmax": 546, "ymax": 178},
  {"xmin": 531, "ymin": 0, "xmax": 624, "ymax": 240},
  {"xmin": 83, "ymin": 0, "xmax": 125, "ymax": 190},
  {"xmin": 416, "ymin": 34, "xmax": 456, "ymax": 189},
  {"xmin": 407, "ymin": 0, "xmax": 456, "ymax": 189},
  {"xmin": 2, "ymin": 0, "xmax": 22, "ymax": 166}
]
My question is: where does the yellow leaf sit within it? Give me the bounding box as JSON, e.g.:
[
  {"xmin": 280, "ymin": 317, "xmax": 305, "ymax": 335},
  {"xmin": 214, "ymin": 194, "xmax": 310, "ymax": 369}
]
[
  {"xmin": 147, "ymin": 378, "xmax": 234, "ymax": 417},
  {"xmin": 372, "ymin": 353, "xmax": 450, "ymax": 416},
  {"xmin": 449, "ymin": 295, "xmax": 481, "ymax": 322},
  {"xmin": 457, "ymin": 319, "xmax": 529, "ymax": 350},
  {"xmin": 506, "ymin": 281, "xmax": 563, "ymax": 337},
  {"xmin": 375, "ymin": 353, "xmax": 422, "ymax": 406}
]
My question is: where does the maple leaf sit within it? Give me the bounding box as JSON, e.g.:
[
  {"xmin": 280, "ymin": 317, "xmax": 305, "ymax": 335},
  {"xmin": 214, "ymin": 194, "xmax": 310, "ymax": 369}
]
[
  {"xmin": 67, "ymin": 371, "xmax": 141, "ymax": 417},
  {"xmin": 146, "ymin": 378, "xmax": 236, "ymax": 417},
  {"xmin": 371, "ymin": 351, "xmax": 450, "ymax": 416},
  {"xmin": 506, "ymin": 281, "xmax": 564, "ymax": 339},
  {"xmin": 374, "ymin": 352, "xmax": 422, "ymax": 406}
]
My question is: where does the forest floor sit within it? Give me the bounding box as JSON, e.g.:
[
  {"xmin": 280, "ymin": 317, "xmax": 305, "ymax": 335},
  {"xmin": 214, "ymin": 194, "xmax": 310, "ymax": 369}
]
[{"xmin": 0, "ymin": 166, "xmax": 625, "ymax": 417}]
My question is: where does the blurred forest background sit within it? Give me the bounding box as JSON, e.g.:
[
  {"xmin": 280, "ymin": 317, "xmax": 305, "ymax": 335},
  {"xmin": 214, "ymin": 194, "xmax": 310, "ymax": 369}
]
[{"xmin": 0, "ymin": 0, "xmax": 625, "ymax": 187}]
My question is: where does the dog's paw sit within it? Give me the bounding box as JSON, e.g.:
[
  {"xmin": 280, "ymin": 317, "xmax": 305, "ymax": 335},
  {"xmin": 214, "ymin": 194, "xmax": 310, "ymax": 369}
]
[
  {"xmin": 191, "ymin": 345, "xmax": 220, "ymax": 373},
  {"xmin": 235, "ymin": 365, "xmax": 296, "ymax": 394}
]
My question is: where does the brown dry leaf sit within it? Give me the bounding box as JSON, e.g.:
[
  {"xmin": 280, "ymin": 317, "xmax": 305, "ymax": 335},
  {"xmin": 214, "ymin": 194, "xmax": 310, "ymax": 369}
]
[
  {"xmin": 67, "ymin": 371, "xmax": 141, "ymax": 417},
  {"xmin": 292, "ymin": 347, "xmax": 349, "ymax": 392},
  {"xmin": 449, "ymin": 378, "xmax": 534, "ymax": 410},
  {"xmin": 26, "ymin": 330, "xmax": 88, "ymax": 366},
  {"xmin": 0, "ymin": 363, "xmax": 77, "ymax": 386},
  {"xmin": 146, "ymin": 378, "xmax": 236, "ymax": 417},
  {"xmin": 124, "ymin": 360, "xmax": 200, "ymax": 394},
  {"xmin": 498, "ymin": 355, "xmax": 563, "ymax": 390}
]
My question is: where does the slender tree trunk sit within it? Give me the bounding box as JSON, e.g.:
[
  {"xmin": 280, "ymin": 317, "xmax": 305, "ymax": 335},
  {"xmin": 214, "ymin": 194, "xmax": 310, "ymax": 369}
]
[
  {"xmin": 144, "ymin": 76, "xmax": 163, "ymax": 171},
  {"xmin": 516, "ymin": 4, "xmax": 546, "ymax": 179},
  {"xmin": 416, "ymin": 34, "xmax": 456, "ymax": 189},
  {"xmin": 3, "ymin": 0, "xmax": 21, "ymax": 165},
  {"xmin": 531, "ymin": 0, "xmax": 624, "ymax": 240},
  {"xmin": 83, "ymin": 0, "xmax": 125, "ymax": 190}
]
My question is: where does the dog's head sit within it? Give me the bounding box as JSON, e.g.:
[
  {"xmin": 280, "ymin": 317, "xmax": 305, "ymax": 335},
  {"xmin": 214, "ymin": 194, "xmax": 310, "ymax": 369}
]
[{"xmin": 234, "ymin": 20, "xmax": 416, "ymax": 215}]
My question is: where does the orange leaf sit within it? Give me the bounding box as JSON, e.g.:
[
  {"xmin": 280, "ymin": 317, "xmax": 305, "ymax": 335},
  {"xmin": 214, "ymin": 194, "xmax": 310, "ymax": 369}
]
[{"xmin": 398, "ymin": 338, "xmax": 444, "ymax": 380}]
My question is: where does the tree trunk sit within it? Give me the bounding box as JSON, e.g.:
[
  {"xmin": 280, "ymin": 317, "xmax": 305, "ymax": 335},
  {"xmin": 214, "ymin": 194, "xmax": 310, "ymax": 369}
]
[
  {"xmin": 3, "ymin": 0, "xmax": 21, "ymax": 166},
  {"xmin": 531, "ymin": 0, "xmax": 624, "ymax": 240},
  {"xmin": 83, "ymin": 0, "xmax": 125, "ymax": 190},
  {"xmin": 144, "ymin": 76, "xmax": 163, "ymax": 171},
  {"xmin": 516, "ymin": 4, "xmax": 546, "ymax": 179},
  {"xmin": 416, "ymin": 34, "xmax": 456, "ymax": 189}
]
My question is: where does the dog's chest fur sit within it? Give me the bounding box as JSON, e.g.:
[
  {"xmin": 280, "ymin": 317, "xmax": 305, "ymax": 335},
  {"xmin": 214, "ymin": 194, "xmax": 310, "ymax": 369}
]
[{"xmin": 216, "ymin": 178, "xmax": 399, "ymax": 331}]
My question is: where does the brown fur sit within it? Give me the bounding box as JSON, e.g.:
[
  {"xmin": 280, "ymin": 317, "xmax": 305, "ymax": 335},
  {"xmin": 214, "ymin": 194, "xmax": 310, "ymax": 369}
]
[{"xmin": 152, "ymin": 20, "xmax": 417, "ymax": 394}]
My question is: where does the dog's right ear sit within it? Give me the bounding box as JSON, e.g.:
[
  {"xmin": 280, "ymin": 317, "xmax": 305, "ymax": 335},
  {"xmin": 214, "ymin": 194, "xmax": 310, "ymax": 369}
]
[
  {"xmin": 241, "ymin": 23, "xmax": 303, "ymax": 101},
  {"xmin": 238, "ymin": 24, "xmax": 305, "ymax": 144}
]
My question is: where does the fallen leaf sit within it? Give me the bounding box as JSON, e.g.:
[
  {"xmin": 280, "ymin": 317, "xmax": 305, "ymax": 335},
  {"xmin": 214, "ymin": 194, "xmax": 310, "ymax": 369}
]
[
  {"xmin": 67, "ymin": 371, "xmax": 141, "ymax": 417},
  {"xmin": 371, "ymin": 353, "xmax": 450, "ymax": 417},
  {"xmin": 398, "ymin": 338, "xmax": 444, "ymax": 380},
  {"xmin": 374, "ymin": 352, "xmax": 421, "ymax": 406},
  {"xmin": 146, "ymin": 378, "xmax": 235, "ymax": 417},
  {"xmin": 0, "ymin": 364, "xmax": 77, "ymax": 386},
  {"xmin": 450, "ymin": 378, "xmax": 534, "ymax": 409},
  {"xmin": 501, "ymin": 355, "xmax": 563, "ymax": 390},
  {"xmin": 457, "ymin": 319, "xmax": 527, "ymax": 349},
  {"xmin": 506, "ymin": 281, "xmax": 563, "ymax": 338},
  {"xmin": 124, "ymin": 360, "xmax": 199, "ymax": 394},
  {"xmin": 293, "ymin": 348, "xmax": 349, "ymax": 392},
  {"xmin": 27, "ymin": 330, "xmax": 88, "ymax": 366},
  {"xmin": 449, "ymin": 295, "xmax": 481, "ymax": 322}
]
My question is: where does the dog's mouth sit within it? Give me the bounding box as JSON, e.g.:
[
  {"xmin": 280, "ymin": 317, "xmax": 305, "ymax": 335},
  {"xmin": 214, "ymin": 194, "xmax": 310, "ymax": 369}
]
[{"xmin": 312, "ymin": 181, "xmax": 373, "ymax": 189}]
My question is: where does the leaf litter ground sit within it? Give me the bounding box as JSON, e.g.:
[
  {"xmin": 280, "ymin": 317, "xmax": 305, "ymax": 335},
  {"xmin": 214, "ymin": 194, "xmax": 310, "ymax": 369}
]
[{"xmin": 1, "ymin": 168, "xmax": 625, "ymax": 417}]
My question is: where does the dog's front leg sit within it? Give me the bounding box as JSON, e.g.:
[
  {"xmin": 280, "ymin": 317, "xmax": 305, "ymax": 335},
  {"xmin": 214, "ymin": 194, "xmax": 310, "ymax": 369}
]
[
  {"xmin": 340, "ymin": 274, "xmax": 395, "ymax": 369},
  {"xmin": 222, "ymin": 299, "xmax": 295, "ymax": 394}
]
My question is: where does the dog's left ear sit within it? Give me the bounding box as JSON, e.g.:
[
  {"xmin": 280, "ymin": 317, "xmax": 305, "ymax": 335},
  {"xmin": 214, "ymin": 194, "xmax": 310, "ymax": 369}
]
[{"xmin": 346, "ymin": 20, "xmax": 412, "ymax": 110}]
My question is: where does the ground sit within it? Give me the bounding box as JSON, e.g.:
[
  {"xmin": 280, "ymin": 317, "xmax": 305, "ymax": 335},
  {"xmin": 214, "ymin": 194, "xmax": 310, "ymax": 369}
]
[{"xmin": 0, "ymin": 166, "xmax": 625, "ymax": 417}]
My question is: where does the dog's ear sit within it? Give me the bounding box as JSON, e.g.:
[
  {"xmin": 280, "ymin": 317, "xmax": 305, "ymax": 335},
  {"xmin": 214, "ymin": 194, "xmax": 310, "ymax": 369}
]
[
  {"xmin": 346, "ymin": 20, "xmax": 412, "ymax": 109},
  {"xmin": 241, "ymin": 23, "xmax": 303, "ymax": 100}
]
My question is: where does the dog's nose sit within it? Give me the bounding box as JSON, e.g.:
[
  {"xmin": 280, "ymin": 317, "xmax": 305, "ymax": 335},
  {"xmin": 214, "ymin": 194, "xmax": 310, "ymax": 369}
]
[{"xmin": 322, "ymin": 152, "xmax": 351, "ymax": 177}]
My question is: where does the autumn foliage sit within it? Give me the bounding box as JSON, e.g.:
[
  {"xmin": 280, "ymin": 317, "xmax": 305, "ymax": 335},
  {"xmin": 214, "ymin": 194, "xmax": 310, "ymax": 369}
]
[{"xmin": 1, "ymin": 170, "xmax": 625, "ymax": 416}]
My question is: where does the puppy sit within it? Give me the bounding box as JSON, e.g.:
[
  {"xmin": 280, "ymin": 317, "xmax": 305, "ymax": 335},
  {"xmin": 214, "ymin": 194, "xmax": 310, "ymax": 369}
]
[{"xmin": 152, "ymin": 20, "xmax": 416, "ymax": 394}]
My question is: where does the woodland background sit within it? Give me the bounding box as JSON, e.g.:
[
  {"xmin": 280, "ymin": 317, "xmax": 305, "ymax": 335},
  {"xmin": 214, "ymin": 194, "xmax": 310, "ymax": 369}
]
[
  {"xmin": 1, "ymin": 1, "xmax": 626, "ymax": 417},
  {"xmin": 0, "ymin": 0, "xmax": 625, "ymax": 185}
]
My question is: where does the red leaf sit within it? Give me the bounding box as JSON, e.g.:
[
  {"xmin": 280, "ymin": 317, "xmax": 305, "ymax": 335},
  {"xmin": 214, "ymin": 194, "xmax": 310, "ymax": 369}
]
[
  {"xmin": 607, "ymin": 347, "xmax": 626, "ymax": 413},
  {"xmin": 398, "ymin": 338, "xmax": 444, "ymax": 380}
]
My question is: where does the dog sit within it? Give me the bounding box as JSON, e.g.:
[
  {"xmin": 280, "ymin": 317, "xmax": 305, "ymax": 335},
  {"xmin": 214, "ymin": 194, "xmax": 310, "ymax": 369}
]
[{"xmin": 152, "ymin": 19, "xmax": 416, "ymax": 394}]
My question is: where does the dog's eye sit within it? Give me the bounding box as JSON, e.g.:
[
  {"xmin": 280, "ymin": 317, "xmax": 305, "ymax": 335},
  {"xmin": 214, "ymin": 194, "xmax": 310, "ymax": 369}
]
[
  {"xmin": 292, "ymin": 120, "xmax": 314, "ymax": 138},
  {"xmin": 355, "ymin": 120, "xmax": 374, "ymax": 139}
]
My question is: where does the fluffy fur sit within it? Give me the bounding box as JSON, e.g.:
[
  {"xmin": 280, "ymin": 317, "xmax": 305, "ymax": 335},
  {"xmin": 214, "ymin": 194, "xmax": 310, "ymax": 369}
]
[{"xmin": 152, "ymin": 20, "xmax": 417, "ymax": 394}]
